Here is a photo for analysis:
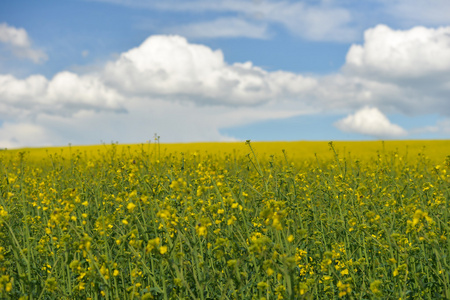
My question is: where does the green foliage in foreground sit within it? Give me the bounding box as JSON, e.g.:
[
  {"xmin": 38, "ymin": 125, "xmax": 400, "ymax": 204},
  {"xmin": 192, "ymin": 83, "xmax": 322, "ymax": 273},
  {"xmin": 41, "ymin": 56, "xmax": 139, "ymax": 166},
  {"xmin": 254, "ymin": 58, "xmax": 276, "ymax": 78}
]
[{"xmin": 0, "ymin": 142, "xmax": 449, "ymax": 299}]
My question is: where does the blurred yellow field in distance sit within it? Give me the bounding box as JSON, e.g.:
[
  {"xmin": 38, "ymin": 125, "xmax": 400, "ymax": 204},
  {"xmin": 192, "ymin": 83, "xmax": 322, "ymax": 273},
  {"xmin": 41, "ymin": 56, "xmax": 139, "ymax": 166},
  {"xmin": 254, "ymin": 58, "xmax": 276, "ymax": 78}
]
[
  {"xmin": 0, "ymin": 139, "xmax": 449, "ymax": 298},
  {"xmin": 5, "ymin": 140, "xmax": 450, "ymax": 164}
]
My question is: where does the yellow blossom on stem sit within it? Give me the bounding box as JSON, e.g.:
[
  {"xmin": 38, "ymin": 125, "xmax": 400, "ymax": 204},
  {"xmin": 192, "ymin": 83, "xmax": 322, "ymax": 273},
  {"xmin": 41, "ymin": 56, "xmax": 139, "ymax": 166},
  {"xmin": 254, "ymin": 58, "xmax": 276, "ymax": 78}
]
[{"xmin": 127, "ymin": 202, "xmax": 136, "ymax": 212}]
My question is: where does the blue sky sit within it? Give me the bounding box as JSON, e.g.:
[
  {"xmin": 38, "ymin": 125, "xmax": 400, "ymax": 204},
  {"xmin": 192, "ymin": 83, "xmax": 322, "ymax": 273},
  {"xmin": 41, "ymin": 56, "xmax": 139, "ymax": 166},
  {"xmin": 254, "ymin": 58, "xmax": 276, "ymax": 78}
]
[{"xmin": 1, "ymin": 0, "xmax": 450, "ymax": 148}]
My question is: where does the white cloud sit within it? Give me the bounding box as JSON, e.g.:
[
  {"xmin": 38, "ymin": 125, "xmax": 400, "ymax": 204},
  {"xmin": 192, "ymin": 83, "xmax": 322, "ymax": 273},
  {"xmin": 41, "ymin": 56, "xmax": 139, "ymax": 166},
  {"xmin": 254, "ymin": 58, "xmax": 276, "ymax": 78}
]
[
  {"xmin": 334, "ymin": 107, "xmax": 407, "ymax": 138},
  {"xmin": 163, "ymin": 17, "xmax": 270, "ymax": 39},
  {"xmin": 338, "ymin": 24, "xmax": 450, "ymax": 116},
  {"xmin": 0, "ymin": 72, "xmax": 125, "ymax": 120},
  {"xmin": 46, "ymin": 72, "xmax": 125, "ymax": 113},
  {"xmin": 345, "ymin": 24, "xmax": 450, "ymax": 80},
  {"xmin": 0, "ymin": 23, "xmax": 29, "ymax": 47},
  {"xmin": 103, "ymin": 35, "xmax": 316, "ymax": 106},
  {"xmin": 0, "ymin": 23, "xmax": 47, "ymax": 63}
]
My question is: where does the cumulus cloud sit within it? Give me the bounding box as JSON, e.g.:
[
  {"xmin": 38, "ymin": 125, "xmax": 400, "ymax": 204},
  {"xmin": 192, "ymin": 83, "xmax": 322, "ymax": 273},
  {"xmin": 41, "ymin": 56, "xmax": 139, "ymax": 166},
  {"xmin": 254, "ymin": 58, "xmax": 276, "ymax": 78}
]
[
  {"xmin": 339, "ymin": 24, "xmax": 450, "ymax": 116},
  {"xmin": 103, "ymin": 35, "xmax": 316, "ymax": 106},
  {"xmin": 345, "ymin": 24, "xmax": 450, "ymax": 80},
  {"xmin": 334, "ymin": 107, "xmax": 407, "ymax": 138},
  {"xmin": 0, "ymin": 72, "xmax": 125, "ymax": 120},
  {"xmin": 0, "ymin": 23, "xmax": 47, "ymax": 63}
]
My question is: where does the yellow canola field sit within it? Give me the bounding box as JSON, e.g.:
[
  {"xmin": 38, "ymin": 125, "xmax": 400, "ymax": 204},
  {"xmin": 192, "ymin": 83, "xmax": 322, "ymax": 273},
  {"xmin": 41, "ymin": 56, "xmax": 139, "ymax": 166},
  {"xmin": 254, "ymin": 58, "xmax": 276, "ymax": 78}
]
[{"xmin": 0, "ymin": 140, "xmax": 449, "ymax": 299}]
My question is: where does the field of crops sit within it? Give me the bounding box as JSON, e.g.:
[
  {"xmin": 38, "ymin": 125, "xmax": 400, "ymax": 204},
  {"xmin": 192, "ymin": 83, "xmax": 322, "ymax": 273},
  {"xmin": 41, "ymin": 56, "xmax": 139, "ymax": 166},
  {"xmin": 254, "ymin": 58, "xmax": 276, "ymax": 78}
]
[{"xmin": 0, "ymin": 140, "xmax": 449, "ymax": 299}]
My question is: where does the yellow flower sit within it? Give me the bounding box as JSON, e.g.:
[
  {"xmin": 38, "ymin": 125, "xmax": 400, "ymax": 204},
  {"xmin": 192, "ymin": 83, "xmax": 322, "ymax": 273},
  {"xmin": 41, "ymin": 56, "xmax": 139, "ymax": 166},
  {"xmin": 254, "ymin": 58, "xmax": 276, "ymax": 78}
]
[
  {"xmin": 146, "ymin": 237, "xmax": 161, "ymax": 253},
  {"xmin": 340, "ymin": 269, "xmax": 349, "ymax": 276},
  {"xmin": 227, "ymin": 215, "xmax": 237, "ymax": 225},
  {"xmin": 336, "ymin": 281, "xmax": 351, "ymax": 297},
  {"xmin": 127, "ymin": 202, "xmax": 136, "ymax": 211},
  {"xmin": 0, "ymin": 206, "xmax": 8, "ymax": 217},
  {"xmin": 272, "ymin": 216, "xmax": 282, "ymax": 230},
  {"xmin": 197, "ymin": 226, "xmax": 207, "ymax": 237},
  {"xmin": 287, "ymin": 235, "xmax": 294, "ymax": 243},
  {"xmin": 299, "ymin": 282, "xmax": 308, "ymax": 295},
  {"xmin": 159, "ymin": 245, "xmax": 168, "ymax": 255}
]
